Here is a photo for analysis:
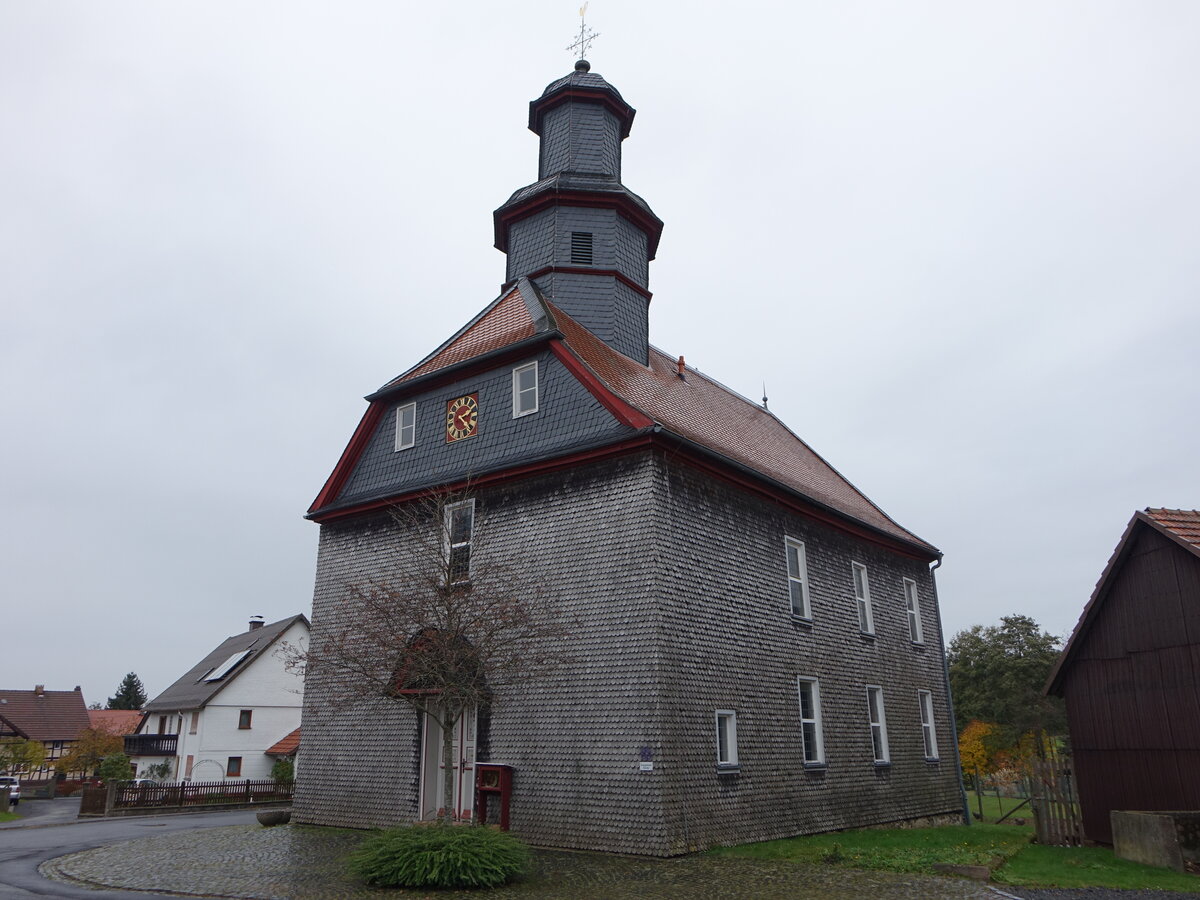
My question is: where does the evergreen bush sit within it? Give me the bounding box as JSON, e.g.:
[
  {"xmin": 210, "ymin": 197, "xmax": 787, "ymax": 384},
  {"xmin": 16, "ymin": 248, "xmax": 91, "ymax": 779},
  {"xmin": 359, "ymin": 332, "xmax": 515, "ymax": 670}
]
[{"xmin": 348, "ymin": 823, "xmax": 529, "ymax": 889}]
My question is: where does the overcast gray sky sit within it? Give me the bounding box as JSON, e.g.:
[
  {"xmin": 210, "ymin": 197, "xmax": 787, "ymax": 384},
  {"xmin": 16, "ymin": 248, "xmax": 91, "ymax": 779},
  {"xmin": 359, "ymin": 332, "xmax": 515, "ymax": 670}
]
[{"xmin": 2, "ymin": 1, "xmax": 1197, "ymax": 706}]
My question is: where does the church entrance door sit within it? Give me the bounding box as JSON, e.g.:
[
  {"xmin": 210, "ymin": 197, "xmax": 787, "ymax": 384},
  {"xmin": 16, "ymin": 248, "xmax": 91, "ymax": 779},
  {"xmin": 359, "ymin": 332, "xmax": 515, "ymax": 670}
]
[{"xmin": 419, "ymin": 705, "xmax": 476, "ymax": 821}]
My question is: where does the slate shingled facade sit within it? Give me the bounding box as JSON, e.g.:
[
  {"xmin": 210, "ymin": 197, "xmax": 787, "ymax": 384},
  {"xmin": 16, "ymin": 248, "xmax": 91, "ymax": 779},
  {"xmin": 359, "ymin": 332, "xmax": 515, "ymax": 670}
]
[{"xmin": 294, "ymin": 60, "xmax": 963, "ymax": 855}]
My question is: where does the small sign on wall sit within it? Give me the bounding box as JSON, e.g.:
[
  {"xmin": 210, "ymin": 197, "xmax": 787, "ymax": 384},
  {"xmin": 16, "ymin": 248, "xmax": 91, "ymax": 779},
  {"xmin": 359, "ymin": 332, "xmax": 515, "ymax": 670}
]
[{"xmin": 639, "ymin": 761, "xmax": 654, "ymax": 772}]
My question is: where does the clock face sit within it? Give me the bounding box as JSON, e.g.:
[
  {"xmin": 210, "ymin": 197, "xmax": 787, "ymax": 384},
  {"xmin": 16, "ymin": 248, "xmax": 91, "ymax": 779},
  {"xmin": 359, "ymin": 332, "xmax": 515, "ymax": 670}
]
[{"xmin": 445, "ymin": 393, "xmax": 479, "ymax": 443}]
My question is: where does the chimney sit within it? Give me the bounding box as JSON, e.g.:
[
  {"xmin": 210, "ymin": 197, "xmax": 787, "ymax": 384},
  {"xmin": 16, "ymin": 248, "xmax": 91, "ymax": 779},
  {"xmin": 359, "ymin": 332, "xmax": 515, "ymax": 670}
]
[
  {"xmin": 248, "ymin": 616, "xmax": 265, "ymax": 631},
  {"xmin": 676, "ymin": 356, "xmax": 686, "ymax": 380},
  {"xmin": 34, "ymin": 684, "xmax": 45, "ymax": 696}
]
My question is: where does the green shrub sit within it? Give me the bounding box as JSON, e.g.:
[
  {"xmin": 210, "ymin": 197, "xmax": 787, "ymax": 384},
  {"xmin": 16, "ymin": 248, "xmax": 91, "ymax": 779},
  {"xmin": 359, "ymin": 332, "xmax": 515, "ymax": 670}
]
[
  {"xmin": 271, "ymin": 758, "xmax": 294, "ymax": 784},
  {"xmin": 348, "ymin": 823, "xmax": 529, "ymax": 889}
]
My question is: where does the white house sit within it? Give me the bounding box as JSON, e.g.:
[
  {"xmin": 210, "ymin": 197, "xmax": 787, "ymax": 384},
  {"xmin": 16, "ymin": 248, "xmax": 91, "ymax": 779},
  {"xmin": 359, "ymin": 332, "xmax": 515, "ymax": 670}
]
[{"xmin": 127, "ymin": 615, "xmax": 307, "ymax": 782}]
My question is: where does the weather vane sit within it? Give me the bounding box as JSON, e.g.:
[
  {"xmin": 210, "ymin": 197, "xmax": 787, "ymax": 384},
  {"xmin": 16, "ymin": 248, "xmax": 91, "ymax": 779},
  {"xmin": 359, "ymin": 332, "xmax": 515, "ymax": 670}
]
[{"xmin": 566, "ymin": 3, "xmax": 599, "ymax": 60}]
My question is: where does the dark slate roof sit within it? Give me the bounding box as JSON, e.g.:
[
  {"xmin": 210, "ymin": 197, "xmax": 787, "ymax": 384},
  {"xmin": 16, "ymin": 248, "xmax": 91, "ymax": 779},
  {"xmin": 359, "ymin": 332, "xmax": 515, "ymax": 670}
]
[
  {"xmin": 537, "ymin": 67, "xmax": 627, "ymax": 102},
  {"xmin": 0, "ymin": 687, "xmax": 90, "ymax": 742},
  {"xmin": 1047, "ymin": 508, "xmax": 1200, "ymax": 695},
  {"xmin": 499, "ymin": 172, "xmax": 658, "ymax": 220},
  {"xmin": 143, "ymin": 615, "xmax": 308, "ymax": 712},
  {"xmin": 363, "ymin": 284, "xmax": 935, "ymax": 555},
  {"xmin": 266, "ymin": 727, "xmax": 300, "ymax": 757}
]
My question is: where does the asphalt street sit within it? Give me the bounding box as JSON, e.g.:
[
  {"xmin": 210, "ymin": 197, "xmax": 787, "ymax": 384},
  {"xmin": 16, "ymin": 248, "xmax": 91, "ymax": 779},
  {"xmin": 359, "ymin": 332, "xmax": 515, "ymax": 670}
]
[{"xmin": 0, "ymin": 800, "xmax": 256, "ymax": 899}]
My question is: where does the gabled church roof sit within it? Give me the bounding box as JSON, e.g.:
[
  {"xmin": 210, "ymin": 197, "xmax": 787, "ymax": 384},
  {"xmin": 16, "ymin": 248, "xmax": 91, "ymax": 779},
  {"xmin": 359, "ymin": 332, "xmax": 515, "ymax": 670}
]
[
  {"xmin": 1046, "ymin": 508, "xmax": 1200, "ymax": 695},
  {"xmin": 346, "ymin": 280, "xmax": 935, "ymax": 556}
]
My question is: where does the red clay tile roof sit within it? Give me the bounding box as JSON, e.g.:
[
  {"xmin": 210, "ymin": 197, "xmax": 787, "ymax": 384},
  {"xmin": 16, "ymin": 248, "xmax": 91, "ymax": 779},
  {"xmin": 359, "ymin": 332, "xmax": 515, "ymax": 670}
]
[
  {"xmin": 548, "ymin": 302, "xmax": 935, "ymax": 552},
  {"xmin": 384, "ymin": 286, "xmax": 537, "ymax": 387},
  {"xmin": 88, "ymin": 709, "xmax": 143, "ymax": 736},
  {"xmin": 265, "ymin": 727, "xmax": 300, "ymax": 757},
  {"xmin": 0, "ymin": 688, "xmax": 90, "ymax": 742},
  {"xmin": 1144, "ymin": 508, "xmax": 1200, "ymax": 552}
]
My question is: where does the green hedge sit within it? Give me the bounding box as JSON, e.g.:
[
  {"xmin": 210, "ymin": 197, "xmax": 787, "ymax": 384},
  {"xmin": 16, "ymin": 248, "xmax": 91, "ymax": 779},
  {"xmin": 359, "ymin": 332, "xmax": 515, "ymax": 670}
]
[{"xmin": 348, "ymin": 823, "xmax": 530, "ymax": 889}]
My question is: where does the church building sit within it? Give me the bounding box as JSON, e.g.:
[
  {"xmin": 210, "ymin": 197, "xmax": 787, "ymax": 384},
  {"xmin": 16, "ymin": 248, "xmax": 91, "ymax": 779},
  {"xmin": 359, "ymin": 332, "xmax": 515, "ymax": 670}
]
[{"xmin": 294, "ymin": 60, "xmax": 964, "ymax": 856}]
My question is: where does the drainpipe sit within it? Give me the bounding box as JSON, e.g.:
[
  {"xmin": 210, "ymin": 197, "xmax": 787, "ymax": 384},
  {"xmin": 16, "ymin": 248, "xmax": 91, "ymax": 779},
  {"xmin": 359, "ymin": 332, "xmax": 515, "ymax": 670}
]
[{"xmin": 931, "ymin": 556, "xmax": 971, "ymax": 827}]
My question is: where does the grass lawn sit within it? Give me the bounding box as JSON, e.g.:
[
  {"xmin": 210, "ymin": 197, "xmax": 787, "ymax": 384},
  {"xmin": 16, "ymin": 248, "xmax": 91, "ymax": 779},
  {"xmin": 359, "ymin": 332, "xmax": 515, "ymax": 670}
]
[
  {"xmin": 709, "ymin": 823, "xmax": 1031, "ymax": 874},
  {"xmin": 712, "ymin": 821, "xmax": 1200, "ymax": 893},
  {"xmin": 964, "ymin": 790, "xmax": 1032, "ymax": 823},
  {"xmin": 995, "ymin": 843, "xmax": 1200, "ymax": 893},
  {"xmin": 0, "ymin": 810, "xmax": 18, "ymax": 823}
]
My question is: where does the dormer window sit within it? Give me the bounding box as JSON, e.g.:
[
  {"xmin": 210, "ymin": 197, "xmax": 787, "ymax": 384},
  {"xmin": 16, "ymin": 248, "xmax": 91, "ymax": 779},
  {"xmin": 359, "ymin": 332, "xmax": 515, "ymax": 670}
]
[
  {"xmin": 570, "ymin": 231, "xmax": 593, "ymax": 265},
  {"xmin": 394, "ymin": 402, "xmax": 416, "ymax": 451},
  {"xmin": 513, "ymin": 362, "xmax": 538, "ymax": 417}
]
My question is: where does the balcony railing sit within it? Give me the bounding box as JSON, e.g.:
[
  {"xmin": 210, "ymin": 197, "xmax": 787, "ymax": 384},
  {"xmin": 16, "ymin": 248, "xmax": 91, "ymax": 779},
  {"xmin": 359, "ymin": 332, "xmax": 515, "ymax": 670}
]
[{"xmin": 124, "ymin": 734, "xmax": 178, "ymax": 756}]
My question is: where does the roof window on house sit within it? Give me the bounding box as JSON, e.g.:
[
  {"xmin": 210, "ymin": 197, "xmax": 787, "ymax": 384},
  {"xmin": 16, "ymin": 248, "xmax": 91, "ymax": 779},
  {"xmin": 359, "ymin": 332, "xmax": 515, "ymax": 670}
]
[
  {"xmin": 395, "ymin": 402, "xmax": 416, "ymax": 451},
  {"xmin": 512, "ymin": 362, "xmax": 538, "ymax": 417},
  {"xmin": 204, "ymin": 650, "xmax": 252, "ymax": 682},
  {"xmin": 570, "ymin": 231, "xmax": 593, "ymax": 265}
]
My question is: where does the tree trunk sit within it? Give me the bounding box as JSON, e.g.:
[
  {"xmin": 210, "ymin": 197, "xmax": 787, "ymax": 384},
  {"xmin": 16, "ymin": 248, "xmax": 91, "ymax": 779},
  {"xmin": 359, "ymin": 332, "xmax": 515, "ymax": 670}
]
[{"xmin": 440, "ymin": 704, "xmax": 460, "ymax": 822}]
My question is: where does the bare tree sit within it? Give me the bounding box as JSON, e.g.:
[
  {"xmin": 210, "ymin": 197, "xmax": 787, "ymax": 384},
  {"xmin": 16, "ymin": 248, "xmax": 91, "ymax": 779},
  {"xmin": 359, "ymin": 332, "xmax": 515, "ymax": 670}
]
[{"xmin": 283, "ymin": 487, "xmax": 562, "ymax": 821}]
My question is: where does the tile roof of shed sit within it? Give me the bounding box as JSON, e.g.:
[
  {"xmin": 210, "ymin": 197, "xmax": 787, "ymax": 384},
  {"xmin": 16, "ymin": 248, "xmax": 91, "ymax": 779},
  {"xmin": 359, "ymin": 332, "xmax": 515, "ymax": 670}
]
[
  {"xmin": 0, "ymin": 688, "xmax": 90, "ymax": 742},
  {"xmin": 1144, "ymin": 507, "xmax": 1200, "ymax": 552},
  {"xmin": 144, "ymin": 615, "xmax": 308, "ymax": 712},
  {"xmin": 88, "ymin": 709, "xmax": 144, "ymax": 735},
  {"xmin": 266, "ymin": 727, "xmax": 300, "ymax": 757}
]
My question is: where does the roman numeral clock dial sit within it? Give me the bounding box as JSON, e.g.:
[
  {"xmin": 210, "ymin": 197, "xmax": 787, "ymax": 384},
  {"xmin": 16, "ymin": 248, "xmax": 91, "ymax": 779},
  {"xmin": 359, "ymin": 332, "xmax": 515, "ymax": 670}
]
[{"xmin": 445, "ymin": 393, "xmax": 479, "ymax": 442}]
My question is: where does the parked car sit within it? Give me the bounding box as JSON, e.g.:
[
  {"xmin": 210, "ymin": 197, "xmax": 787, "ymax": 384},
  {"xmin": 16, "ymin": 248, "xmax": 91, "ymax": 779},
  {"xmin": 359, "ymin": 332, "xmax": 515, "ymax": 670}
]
[{"xmin": 0, "ymin": 775, "xmax": 19, "ymax": 806}]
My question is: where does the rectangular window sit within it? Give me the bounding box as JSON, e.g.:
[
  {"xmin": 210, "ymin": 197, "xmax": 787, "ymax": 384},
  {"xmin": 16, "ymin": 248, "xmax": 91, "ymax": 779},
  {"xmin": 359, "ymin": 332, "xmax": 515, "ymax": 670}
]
[
  {"xmin": 158, "ymin": 715, "xmax": 168, "ymax": 735},
  {"xmin": 918, "ymin": 690, "xmax": 939, "ymax": 759},
  {"xmin": 852, "ymin": 562, "xmax": 874, "ymax": 634},
  {"xmin": 904, "ymin": 578, "xmax": 923, "ymax": 643},
  {"xmin": 226, "ymin": 756, "xmax": 242, "ymax": 778},
  {"xmin": 715, "ymin": 710, "xmax": 738, "ymax": 767},
  {"xmin": 394, "ymin": 402, "xmax": 416, "ymax": 451},
  {"xmin": 512, "ymin": 362, "xmax": 538, "ymax": 417},
  {"xmin": 797, "ymin": 677, "xmax": 825, "ymax": 765},
  {"xmin": 445, "ymin": 499, "xmax": 475, "ymax": 584},
  {"xmin": 185, "ymin": 754, "xmax": 194, "ymax": 778},
  {"xmin": 238, "ymin": 710, "xmax": 252, "ymax": 730},
  {"xmin": 570, "ymin": 231, "xmax": 593, "ymax": 265},
  {"xmin": 189, "ymin": 711, "xmax": 199, "ymax": 734},
  {"xmin": 867, "ymin": 686, "xmax": 889, "ymax": 764},
  {"xmin": 785, "ymin": 537, "xmax": 810, "ymax": 619}
]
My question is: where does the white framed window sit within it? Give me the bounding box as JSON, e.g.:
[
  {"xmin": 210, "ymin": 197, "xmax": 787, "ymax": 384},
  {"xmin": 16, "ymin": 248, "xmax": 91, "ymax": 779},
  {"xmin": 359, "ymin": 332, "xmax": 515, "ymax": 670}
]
[
  {"xmin": 918, "ymin": 690, "xmax": 938, "ymax": 760},
  {"xmin": 394, "ymin": 402, "xmax": 416, "ymax": 451},
  {"xmin": 715, "ymin": 710, "xmax": 738, "ymax": 768},
  {"xmin": 785, "ymin": 537, "xmax": 811, "ymax": 619},
  {"xmin": 903, "ymin": 578, "xmax": 923, "ymax": 643},
  {"xmin": 852, "ymin": 562, "xmax": 874, "ymax": 634},
  {"xmin": 866, "ymin": 685, "xmax": 889, "ymax": 764},
  {"xmin": 512, "ymin": 362, "xmax": 538, "ymax": 417},
  {"xmin": 796, "ymin": 677, "xmax": 825, "ymax": 765},
  {"xmin": 444, "ymin": 499, "xmax": 475, "ymax": 584}
]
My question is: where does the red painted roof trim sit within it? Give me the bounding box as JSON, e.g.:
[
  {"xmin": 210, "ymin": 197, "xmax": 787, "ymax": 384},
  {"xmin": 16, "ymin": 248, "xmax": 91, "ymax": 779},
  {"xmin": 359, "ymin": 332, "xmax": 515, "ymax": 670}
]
[
  {"xmin": 309, "ymin": 436, "xmax": 657, "ymax": 523},
  {"xmin": 309, "ymin": 403, "xmax": 387, "ymax": 515},
  {"xmin": 549, "ymin": 339, "xmax": 655, "ymax": 429},
  {"xmin": 504, "ymin": 266, "xmax": 653, "ymax": 302},
  {"xmin": 370, "ymin": 334, "xmax": 557, "ymax": 401},
  {"xmin": 529, "ymin": 89, "xmax": 634, "ymax": 139},
  {"xmin": 494, "ymin": 191, "xmax": 663, "ymax": 258}
]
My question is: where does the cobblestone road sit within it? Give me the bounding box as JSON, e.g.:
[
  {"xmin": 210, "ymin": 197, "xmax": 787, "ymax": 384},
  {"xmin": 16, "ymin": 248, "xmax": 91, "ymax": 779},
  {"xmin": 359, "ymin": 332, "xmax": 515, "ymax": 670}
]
[{"xmin": 43, "ymin": 823, "xmax": 1003, "ymax": 899}]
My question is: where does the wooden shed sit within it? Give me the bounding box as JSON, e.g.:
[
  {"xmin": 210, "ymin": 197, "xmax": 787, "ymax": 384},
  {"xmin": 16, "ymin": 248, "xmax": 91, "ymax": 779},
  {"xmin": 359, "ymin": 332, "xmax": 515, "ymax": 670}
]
[{"xmin": 1046, "ymin": 508, "xmax": 1200, "ymax": 844}]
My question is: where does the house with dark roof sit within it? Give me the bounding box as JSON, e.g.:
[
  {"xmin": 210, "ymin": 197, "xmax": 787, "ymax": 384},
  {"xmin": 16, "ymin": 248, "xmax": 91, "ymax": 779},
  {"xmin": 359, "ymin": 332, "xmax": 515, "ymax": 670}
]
[
  {"xmin": 126, "ymin": 615, "xmax": 307, "ymax": 782},
  {"xmin": 1046, "ymin": 508, "xmax": 1200, "ymax": 844},
  {"xmin": 294, "ymin": 61, "xmax": 963, "ymax": 855},
  {"xmin": 0, "ymin": 685, "xmax": 90, "ymax": 780}
]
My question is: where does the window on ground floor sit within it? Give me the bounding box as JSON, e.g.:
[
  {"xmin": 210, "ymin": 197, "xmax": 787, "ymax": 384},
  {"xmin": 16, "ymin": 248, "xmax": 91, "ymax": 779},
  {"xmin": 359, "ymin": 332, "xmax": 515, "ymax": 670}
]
[
  {"xmin": 715, "ymin": 710, "xmax": 738, "ymax": 768},
  {"xmin": 918, "ymin": 690, "xmax": 939, "ymax": 760},
  {"xmin": 866, "ymin": 686, "xmax": 889, "ymax": 764},
  {"xmin": 797, "ymin": 677, "xmax": 825, "ymax": 765},
  {"xmin": 226, "ymin": 757, "xmax": 242, "ymax": 778}
]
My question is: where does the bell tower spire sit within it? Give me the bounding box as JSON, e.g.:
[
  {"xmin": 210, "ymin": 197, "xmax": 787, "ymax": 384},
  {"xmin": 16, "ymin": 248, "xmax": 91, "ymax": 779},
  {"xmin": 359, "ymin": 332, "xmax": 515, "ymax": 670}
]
[{"xmin": 493, "ymin": 62, "xmax": 663, "ymax": 365}]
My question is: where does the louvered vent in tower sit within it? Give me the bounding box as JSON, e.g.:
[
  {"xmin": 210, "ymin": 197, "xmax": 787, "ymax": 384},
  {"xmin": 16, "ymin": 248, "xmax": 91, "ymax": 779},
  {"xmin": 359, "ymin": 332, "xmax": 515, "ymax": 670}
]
[{"xmin": 570, "ymin": 231, "xmax": 594, "ymax": 265}]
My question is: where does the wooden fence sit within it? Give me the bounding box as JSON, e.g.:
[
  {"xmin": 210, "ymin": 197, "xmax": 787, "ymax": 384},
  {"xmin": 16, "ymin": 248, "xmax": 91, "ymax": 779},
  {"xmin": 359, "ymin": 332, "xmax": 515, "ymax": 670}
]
[
  {"xmin": 1029, "ymin": 739, "xmax": 1082, "ymax": 846},
  {"xmin": 111, "ymin": 778, "xmax": 293, "ymax": 811}
]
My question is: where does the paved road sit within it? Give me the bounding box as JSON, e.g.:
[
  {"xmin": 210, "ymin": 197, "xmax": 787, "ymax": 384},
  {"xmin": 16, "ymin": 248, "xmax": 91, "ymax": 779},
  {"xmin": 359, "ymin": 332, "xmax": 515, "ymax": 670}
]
[{"xmin": 0, "ymin": 803, "xmax": 256, "ymax": 899}]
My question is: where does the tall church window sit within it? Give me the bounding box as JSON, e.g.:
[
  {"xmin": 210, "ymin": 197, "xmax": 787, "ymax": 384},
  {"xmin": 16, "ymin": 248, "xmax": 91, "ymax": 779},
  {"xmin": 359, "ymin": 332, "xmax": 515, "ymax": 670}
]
[
  {"xmin": 445, "ymin": 500, "xmax": 475, "ymax": 584},
  {"xmin": 715, "ymin": 710, "xmax": 738, "ymax": 768},
  {"xmin": 797, "ymin": 677, "xmax": 825, "ymax": 765},
  {"xmin": 570, "ymin": 231, "xmax": 593, "ymax": 265},
  {"xmin": 904, "ymin": 578, "xmax": 923, "ymax": 643},
  {"xmin": 395, "ymin": 402, "xmax": 416, "ymax": 451},
  {"xmin": 866, "ymin": 686, "xmax": 889, "ymax": 764},
  {"xmin": 512, "ymin": 362, "xmax": 539, "ymax": 417},
  {"xmin": 918, "ymin": 690, "xmax": 938, "ymax": 760},
  {"xmin": 784, "ymin": 537, "xmax": 810, "ymax": 619},
  {"xmin": 852, "ymin": 562, "xmax": 874, "ymax": 634}
]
